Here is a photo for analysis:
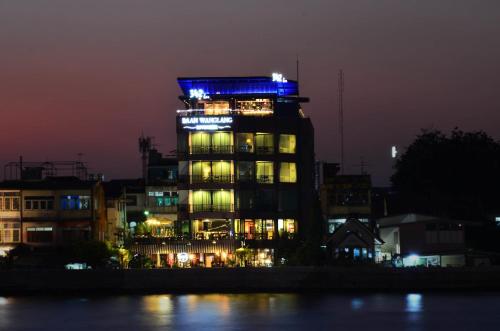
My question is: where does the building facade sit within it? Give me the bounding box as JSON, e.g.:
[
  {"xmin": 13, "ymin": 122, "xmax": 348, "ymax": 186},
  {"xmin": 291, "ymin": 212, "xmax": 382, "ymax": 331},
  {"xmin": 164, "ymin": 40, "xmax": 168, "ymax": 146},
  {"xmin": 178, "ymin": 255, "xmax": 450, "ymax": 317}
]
[
  {"xmin": 317, "ymin": 163, "xmax": 372, "ymax": 234},
  {"xmin": 170, "ymin": 75, "xmax": 315, "ymax": 266},
  {"xmin": 0, "ymin": 177, "xmax": 106, "ymax": 256},
  {"xmin": 377, "ymin": 213, "xmax": 468, "ymax": 267}
]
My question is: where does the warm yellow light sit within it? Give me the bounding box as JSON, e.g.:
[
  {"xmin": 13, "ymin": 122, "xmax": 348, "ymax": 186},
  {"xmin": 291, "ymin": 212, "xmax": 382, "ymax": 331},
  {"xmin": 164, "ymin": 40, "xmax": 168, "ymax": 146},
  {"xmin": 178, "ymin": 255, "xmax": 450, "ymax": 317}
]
[{"xmin": 146, "ymin": 219, "xmax": 161, "ymax": 225}]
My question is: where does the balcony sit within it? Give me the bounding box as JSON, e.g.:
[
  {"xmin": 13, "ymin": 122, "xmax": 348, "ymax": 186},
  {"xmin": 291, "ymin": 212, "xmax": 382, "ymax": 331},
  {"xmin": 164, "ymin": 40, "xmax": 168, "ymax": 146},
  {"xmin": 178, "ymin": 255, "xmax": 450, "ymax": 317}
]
[
  {"xmin": 255, "ymin": 146, "xmax": 273, "ymax": 155},
  {"xmin": 236, "ymin": 144, "xmax": 254, "ymax": 153},
  {"xmin": 190, "ymin": 145, "xmax": 234, "ymax": 155},
  {"xmin": 190, "ymin": 174, "xmax": 234, "ymax": 184},
  {"xmin": 256, "ymin": 175, "xmax": 274, "ymax": 184},
  {"xmin": 192, "ymin": 204, "xmax": 233, "ymax": 213}
]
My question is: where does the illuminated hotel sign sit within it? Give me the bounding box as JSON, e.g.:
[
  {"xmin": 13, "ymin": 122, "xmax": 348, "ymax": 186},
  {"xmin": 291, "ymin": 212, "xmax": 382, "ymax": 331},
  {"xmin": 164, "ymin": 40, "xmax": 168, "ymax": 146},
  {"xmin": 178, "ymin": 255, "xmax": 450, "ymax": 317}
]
[
  {"xmin": 189, "ymin": 88, "xmax": 209, "ymax": 99},
  {"xmin": 181, "ymin": 116, "xmax": 233, "ymax": 130},
  {"xmin": 272, "ymin": 72, "xmax": 287, "ymax": 83}
]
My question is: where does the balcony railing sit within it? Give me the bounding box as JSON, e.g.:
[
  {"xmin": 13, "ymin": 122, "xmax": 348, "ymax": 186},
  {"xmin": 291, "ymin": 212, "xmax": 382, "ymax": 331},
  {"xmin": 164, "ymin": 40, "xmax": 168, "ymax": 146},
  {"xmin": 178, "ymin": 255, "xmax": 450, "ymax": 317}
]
[
  {"xmin": 177, "ymin": 109, "xmax": 273, "ymax": 117},
  {"xmin": 255, "ymin": 146, "xmax": 274, "ymax": 155},
  {"xmin": 192, "ymin": 204, "xmax": 233, "ymax": 213},
  {"xmin": 190, "ymin": 174, "xmax": 234, "ymax": 184},
  {"xmin": 256, "ymin": 175, "xmax": 274, "ymax": 184},
  {"xmin": 190, "ymin": 145, "xmax": 234, "ymax": 155},
  {"xmin": 236, "ymin": 144, "xmax": 254, "ymax": 153}
]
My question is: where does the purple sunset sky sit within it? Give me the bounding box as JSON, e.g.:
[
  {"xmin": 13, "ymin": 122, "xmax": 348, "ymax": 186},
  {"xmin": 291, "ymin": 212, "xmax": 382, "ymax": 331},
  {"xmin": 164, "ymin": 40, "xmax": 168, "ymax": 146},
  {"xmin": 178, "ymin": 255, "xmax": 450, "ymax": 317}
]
[{"xmin": 1, "ymin": 0, "xmax": 499, "ymax": 185}]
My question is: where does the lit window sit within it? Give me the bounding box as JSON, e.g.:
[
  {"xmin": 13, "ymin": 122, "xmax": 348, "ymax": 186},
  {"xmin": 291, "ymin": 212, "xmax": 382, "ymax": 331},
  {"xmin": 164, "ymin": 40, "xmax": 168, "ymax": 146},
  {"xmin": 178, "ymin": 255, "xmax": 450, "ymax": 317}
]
[
  {"xmin": 190, "ymin": 132, "xmax": 211, "ymax": 154},
  {"xmin": 236, "ymin": 133, "xmax": 254, "ymax": 153},
  {"xmin": 212, "ymin": 132, "xmax": 232, "ymax": 154},
  {"xmin": 279, "ymin": 162, "xmax": 297, "ymax": 183},
  {"xmin": 192, "ymin": 161, "xmax": 212, "ymax": 182},
  {"xmin": 211, "ymin": 161, "xmax": 231, "ymax": 182},
  {"xmin": 202, "ymin": 101, "xmax": 230, "ymax": 115},
  {"xmin": 60, "ymin": 196, "xmax": 91, "ymax": 210},
  {"xmin": 255, "ymin": 133, "xmax": 274, "ymax": 154},
  {"xmin": 279, "ymin": 134, "xmax": 296, "ymax": 154},
  {"xmin": 278, "ymin": 219, "xmax": 297, "ymax": 236},
  {"xmin": 256, "ymin": 161, "xmax": 274, "ymax": 184}
]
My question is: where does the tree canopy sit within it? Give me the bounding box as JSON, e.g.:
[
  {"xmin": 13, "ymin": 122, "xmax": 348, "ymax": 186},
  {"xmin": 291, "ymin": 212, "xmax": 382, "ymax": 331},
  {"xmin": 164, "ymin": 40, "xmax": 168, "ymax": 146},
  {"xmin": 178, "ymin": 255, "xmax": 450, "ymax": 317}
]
[{"xmin": 391, "ymin": 129, "xmax": 500, "ymax": 221}]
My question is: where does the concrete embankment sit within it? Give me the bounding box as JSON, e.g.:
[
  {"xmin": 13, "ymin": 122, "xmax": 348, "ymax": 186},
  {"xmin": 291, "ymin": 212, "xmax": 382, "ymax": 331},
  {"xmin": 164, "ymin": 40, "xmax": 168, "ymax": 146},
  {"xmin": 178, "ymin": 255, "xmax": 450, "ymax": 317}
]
[{"xmin": 1, "ymin": 267, "xmax": 500, "ymax": 295}]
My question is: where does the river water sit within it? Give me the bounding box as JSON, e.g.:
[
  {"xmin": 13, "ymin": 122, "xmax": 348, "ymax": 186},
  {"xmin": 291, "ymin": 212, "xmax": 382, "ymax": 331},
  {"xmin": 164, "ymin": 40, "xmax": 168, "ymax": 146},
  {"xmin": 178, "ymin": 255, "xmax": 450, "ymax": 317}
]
[{"xmin": 0, "ymin": 293, "xmax": 498, "ymax": 330}]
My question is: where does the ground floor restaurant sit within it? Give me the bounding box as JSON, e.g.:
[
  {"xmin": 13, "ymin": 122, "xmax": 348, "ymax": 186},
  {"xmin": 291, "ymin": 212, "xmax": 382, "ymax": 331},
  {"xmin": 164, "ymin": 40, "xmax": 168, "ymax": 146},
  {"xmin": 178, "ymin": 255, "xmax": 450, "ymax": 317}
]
[
  {"xmin": 190, "ymin": 218, "xmax": 297, "ymax": 240},
  {"xmin": 130, "ymin": 240, "xmax": 274, "ymax": 268}
]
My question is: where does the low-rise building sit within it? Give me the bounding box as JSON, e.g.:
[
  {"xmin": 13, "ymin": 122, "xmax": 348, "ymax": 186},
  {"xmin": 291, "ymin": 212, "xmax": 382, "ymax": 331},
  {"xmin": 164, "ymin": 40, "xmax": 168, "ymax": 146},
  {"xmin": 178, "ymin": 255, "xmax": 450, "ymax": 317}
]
[
  {"xmin": 317, "ymin": 162, "xmax": 372, "ymax": 234},
  {"xmin": 0, "ymin": 177, "xmax": 106, "ymax": 256},
  {"xmin": 377, "ymin": 213, "xmax": 468, "ymax": 267},
  {"xmin": 327, "ymin": 218, "xmax": 383, "ymax": 263}
]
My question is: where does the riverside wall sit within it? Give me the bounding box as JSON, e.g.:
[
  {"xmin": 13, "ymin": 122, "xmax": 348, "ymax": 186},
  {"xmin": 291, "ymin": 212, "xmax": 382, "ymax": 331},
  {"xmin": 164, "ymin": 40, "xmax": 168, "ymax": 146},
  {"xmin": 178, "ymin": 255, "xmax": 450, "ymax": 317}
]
[{"xmin": 1, "ymin": 267, "xmax": 500, "ymax": 295}]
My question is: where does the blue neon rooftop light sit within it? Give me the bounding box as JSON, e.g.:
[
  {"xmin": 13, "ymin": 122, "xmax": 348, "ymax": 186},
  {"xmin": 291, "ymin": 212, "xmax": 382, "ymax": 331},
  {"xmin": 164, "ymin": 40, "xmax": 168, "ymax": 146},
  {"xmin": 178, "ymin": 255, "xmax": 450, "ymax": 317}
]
[{"xmin": 177, "ymin": 76, "xmax": 299, "ymax": 97}]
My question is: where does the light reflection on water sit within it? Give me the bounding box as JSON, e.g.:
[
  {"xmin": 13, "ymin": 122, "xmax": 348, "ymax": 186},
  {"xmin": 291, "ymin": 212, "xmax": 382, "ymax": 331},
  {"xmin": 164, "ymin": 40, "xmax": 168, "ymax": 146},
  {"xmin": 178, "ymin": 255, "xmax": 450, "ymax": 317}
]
[{"xmin": 0, "ymin": 293, "xmax": 499, "ymax": 331}]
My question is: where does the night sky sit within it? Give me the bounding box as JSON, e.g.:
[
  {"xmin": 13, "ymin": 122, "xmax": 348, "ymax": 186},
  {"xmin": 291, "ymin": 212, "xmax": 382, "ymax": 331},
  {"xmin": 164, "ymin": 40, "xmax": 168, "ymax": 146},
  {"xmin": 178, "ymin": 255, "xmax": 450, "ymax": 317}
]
[{"xmin": 1, "ymin": 0, "xmax": 500, "ymax": 185}]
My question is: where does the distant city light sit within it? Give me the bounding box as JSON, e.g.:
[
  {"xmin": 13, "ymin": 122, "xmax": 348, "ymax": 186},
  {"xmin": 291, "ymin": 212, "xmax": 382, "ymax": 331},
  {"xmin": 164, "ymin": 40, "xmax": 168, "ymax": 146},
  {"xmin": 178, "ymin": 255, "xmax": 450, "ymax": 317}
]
[
  {"xmin": 272, "ymin": 72, "xmax": 287, "ymax": 83},
  {"xmin": 391, "ymin": 146, "xmax": 398, "ymax": 158}
]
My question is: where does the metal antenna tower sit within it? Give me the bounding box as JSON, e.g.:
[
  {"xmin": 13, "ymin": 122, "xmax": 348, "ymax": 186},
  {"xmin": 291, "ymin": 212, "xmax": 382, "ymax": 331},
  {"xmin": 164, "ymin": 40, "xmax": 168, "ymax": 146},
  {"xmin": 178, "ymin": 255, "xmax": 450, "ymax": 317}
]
[
  {"xmin": 296, "ymin": 55, "xmax": 300, "ymax": 93},
  {"xmin": 338, "ymin": 69, "xmax": 345, "ymax": 174}
]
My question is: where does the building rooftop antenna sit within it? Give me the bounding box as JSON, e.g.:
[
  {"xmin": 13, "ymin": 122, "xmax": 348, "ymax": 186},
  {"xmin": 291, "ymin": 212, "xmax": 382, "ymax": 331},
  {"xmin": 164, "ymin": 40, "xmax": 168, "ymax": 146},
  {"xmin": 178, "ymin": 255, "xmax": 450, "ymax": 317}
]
[
  {"xmin": 296, "ymin": 55, "xmax": 300, "ymax": 94},
  {"xmin": 338, "ymin": 69, "xmax": 345, "ymax": 174},
  {"xmin": 353, "ymin": 157, "xmax": 370, "ymax": 175}
]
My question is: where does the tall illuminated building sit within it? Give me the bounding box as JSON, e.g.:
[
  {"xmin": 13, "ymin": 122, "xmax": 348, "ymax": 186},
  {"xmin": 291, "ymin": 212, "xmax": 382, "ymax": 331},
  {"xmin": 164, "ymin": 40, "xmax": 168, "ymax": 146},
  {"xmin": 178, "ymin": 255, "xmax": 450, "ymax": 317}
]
[{"xmin": 175, "ymin": 74, "xmax": 315, "ymax": 266}]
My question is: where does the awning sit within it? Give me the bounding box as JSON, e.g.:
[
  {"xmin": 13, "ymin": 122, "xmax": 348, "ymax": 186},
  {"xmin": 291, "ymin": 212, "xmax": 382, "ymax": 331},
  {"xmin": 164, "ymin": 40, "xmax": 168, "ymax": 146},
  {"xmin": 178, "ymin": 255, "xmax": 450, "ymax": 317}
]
[{"xmin": 130, "ymin": 239, "xmax": 241, "ymax": 255}]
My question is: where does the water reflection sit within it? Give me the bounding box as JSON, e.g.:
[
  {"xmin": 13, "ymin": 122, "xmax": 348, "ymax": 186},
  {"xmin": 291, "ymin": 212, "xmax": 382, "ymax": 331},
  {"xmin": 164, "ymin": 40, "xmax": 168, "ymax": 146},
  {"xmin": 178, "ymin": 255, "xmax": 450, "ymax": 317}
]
[
  {"xmin": 0, "ymin": 293, "xmax": 498, "ymax": 331},
  {"xmin": 351, "ymin": 298, "xmax": 364, "ymax": 310},
  {"xmin": 406, "ymin": 293, "xmax": 423, "ymax": 312}
]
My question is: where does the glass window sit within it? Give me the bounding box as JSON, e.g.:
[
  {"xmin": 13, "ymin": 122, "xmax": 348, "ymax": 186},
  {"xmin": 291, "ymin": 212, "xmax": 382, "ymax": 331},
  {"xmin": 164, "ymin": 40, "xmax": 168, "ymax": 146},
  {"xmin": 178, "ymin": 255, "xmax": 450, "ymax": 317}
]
[
  {"xmin": 212, "ymin": 132, "xmax": 232, "ymax": 154},
  {"xmin": 244, "ymin": 219, "xmax": 256, "ymax": 239},
  {"xmin": 237, "ymin": 99, "xmax": 273, "ymax": 115},
  {"xmin": 12, "ymin": 197, "xmax": 19, "ymax": 210},
  {"xmin": 212, "ymin": 190, "xmax": 231, "ymax": 211},
  {"xmin": 212, "ymin": 161, "xmax": 231, "ymax": 182},
  {"xmin": 255, "ymin": 133, "xmax": 273, "ymax": 154},
  {"xmin": 60, "ymin": 196, "xmax": 91, "ymax": 210},
  {"xmin": 264, "ymin": 219, "xmax": 274, "ymax": 240},
  {"xmin": 236, "ymin": 133, "xmax": 254, "ymax": 153},
  {"xmin": 237, "ymin": 190, "xmax": 254, "ymax": 211},
  {"xmin": 280, "ymin": 162, "xmax": 297, "ymax": 183},
  {"xmin": 203, "ymin": 101, "xmax": 230, "ymax": 115},
  {"xmin": 192, "ymin": 191, "xmax": 211, "ymax": 212},
  {"xmin": 192, "ymin": 161, "xmax": 212, "ymax": 182},
  {"xmin": 279, "ymin": 190, "xmax": 298, "ymax": 211},
  {"xmin": 256, "ymin": 190, "xmax": 274, "ymax": 211},
  {"xmin": 283, "ymin": 219, "xmax": 297, "ymax": 234},
  {"xmin": 237, "ymin": 162, "xmax": 254, "ymax": 182},
  {"xmin": 190, "ymin": 132, "xmax": 211, "ymax": 154},
  {"xmin": 279, "ymin": 134, "xmax": 296, "ymax": 154},
  {"xmin": 4, "ymin": 198, "xmax": 11, "ymax": 210},
  {"xmin": 256, "ymin": 161, "xmax": 273, "ymax": 184},
  {"xmin": 0, "ymin": 223, "xmax": 21, "ymax": 243}
]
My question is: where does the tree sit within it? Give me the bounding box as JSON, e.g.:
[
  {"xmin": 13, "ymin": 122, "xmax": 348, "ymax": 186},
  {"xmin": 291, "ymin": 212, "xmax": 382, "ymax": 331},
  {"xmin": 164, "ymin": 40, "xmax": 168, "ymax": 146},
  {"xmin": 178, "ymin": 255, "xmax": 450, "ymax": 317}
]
[
  {"xmin": 391, "ymin": 128, "xmax": 500, "ymax": 221},
  {"xmin": 65, "ymin": 240, "xmax": 112, "ymax": 268}
]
